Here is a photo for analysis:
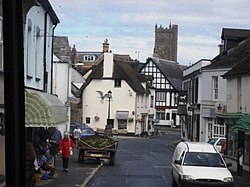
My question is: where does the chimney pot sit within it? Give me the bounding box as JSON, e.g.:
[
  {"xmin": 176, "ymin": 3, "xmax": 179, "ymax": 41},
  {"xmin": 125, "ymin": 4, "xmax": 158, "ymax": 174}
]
[{"xmin": 103, "ymin": 39, "xmax": 109, "ymax": 53}]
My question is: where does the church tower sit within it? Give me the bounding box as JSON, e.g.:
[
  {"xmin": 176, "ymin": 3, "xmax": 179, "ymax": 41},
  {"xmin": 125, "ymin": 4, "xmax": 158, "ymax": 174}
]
[{"xmin": 153, "ymin": 23, "xmax": 178, "ymax": 62}]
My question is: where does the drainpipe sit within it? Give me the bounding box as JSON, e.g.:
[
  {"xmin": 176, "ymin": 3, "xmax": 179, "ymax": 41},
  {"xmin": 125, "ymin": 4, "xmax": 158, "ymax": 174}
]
[
  {"xmin": 50, "ymin": 23, "xmax": 57, "ymax": 94},
  {"xmin": 43, "ymin": 11, "xmax": 48, "ymax": 92}
]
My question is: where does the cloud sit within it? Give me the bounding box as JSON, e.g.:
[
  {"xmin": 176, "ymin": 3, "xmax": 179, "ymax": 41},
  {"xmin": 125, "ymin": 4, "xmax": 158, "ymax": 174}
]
[{"xmin": 50, "ymin": 0, "xmax": 250, "ymax": 65}]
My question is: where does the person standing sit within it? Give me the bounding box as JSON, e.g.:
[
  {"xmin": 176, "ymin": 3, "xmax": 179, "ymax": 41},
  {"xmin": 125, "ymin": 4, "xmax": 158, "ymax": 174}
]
[
  {"xmin": 50, "ymin": 127, "xmax": 62, "ymax": 163},
  {"xmin": 26, "ymin": 142, "xmax": 36, "ymax": 187},
  {"xmin": 73, "ymin": 125, "xmax": 81, "ymax": 144},
  {"xmin": 59, "ymin": 132, "xmax": 74, "ymax": 173}
]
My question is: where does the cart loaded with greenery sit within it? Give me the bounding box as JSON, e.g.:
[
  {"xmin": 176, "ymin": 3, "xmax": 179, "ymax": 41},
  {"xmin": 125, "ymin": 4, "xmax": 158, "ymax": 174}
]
[{"xmin": 77, "ymin": 134, "xmax": 118, "ymax": 165}]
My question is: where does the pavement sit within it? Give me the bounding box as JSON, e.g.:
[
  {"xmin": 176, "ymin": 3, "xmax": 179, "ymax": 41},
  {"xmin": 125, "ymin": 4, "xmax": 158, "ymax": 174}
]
[
  {"xmin": 35, "ymin": 134, "xmax": 250, "ymax": 187},
  {"xmin": 35, "ymin": 147, "xmax": 101, "ymax": 187}
]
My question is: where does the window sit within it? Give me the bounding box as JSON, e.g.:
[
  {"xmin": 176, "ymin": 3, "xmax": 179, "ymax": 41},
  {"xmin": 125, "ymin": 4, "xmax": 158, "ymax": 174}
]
[
  {"xmin": 212, "ymin": 76, "xmax": 218, "ymax": 100},
  {"xmin": 35, "ymin": 26, "xmax": 41, "ymax": 80},
  {"xmin": 150, "ymin": 96, "xmax": 154, "ymax": 108},
  {"xmin": 244, "ymin": 135, "xmax": 250, "ymax": 165},
  {"xmin": 86, "ymin": 117, "xmax": 91, "ymax": 124},
  {"xmin": 26, "ymin": 19, "xmax": 32, "ymax": 77},
  {"xmin": 156, "ymin": 109, "xmax": 165, "ymax": 120},
  {"xmin": 118, "ymin": 119, "xmax": 127, "ymax": 129},
  {"xmin": 213, "ymin": 123, "xmax": 226, "ymax": 137},
  {"xmin": 114, "ymin": 79, "xmax": 121, "ymax": 87},
  {"xmin": 166, "ymin": 113, "xmax": 170, "ymax": 120},
  {"xmin": 207, "ymin": 119, "xmax": 213, "ymax": 138},
  {"xmin": 156, "ymin": 92, "xmax": 165, "ymax": 101}
]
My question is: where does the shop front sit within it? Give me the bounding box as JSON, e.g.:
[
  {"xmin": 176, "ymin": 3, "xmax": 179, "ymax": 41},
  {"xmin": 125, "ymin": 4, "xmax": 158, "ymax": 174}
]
[
  {"xmin": 234, "ymin": 115, "xmax": 250, "ymax": 180},
  {"xmin": 216, "ymin": 113, "xmax": 243, "ymax": 173},
  {"xmin": 25, "ymin": 88, "xmax": 68, "ymax": 179}
]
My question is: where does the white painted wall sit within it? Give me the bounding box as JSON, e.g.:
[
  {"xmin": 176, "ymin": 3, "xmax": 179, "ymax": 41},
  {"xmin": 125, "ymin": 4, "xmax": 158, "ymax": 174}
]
[
  {"xmin": 103, "ymin": 52, "xmax": 113, "ymax": 78},
  {"xmin": 24, "ymin": 6, "xmax": 54, "ymax": 93},
  {"xmin": 226, "ymin": 78, "xmax": 238, "ymax": 113},
  {"xmin": 52, "ymin": 60, "xmax": 70, "ymax": 105},
  {"xmin": 199, "ymin": 68, "xmax": 229, "ymax": 142},
  {"xmin": 82, "ymin": 79, "xmax": 137, "ymax": 133},
  {"xmin": 226, "ymin": 74, "xmax": 250, "ymax": 114},
  {"xmin": 241, "ymin": 75, "xmax": 250, "ymax": 114},
  {"xmin": 201, "ymin": 69, "xmax": 228, "ymax": 102}
]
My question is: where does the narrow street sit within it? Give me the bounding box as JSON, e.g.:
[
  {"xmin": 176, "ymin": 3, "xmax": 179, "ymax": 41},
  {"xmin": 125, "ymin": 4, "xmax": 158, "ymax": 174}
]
[{"xmin": 87, "ymin": 128, "xmax": 180, "ymax": 187}]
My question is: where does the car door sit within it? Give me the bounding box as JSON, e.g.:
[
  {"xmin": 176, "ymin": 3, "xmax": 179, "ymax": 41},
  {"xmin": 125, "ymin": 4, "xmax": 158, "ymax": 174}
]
[{"xmin": 172, "ymin": 151, "xmax": 185, "ymax": 181}]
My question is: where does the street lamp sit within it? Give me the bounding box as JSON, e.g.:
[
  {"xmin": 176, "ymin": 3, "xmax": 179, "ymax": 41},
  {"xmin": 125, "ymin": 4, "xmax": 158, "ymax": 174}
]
[
  {"xmin": 105, "ymin": 90, "xmax": 113, "ymax": 136},
  {"xmin": 107, "ymin": 90, "xmax": 112, "ymax": 120}
]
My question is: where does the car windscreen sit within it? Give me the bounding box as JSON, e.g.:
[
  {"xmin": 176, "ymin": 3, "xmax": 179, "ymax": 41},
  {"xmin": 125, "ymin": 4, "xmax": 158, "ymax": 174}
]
[
  {"xmin": 81, "ymin": 129, "xmax": 95, "ymax": 135},
  {"xmin": 183, "ymin": 152, "xmax": 226, "ymax": 167}
]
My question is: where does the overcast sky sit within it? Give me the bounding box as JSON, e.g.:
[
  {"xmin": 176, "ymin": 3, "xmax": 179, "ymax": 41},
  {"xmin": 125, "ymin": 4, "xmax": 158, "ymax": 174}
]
[{"xmin": 49, "ymin": 0, "xmax": 250, "ymax": 65}]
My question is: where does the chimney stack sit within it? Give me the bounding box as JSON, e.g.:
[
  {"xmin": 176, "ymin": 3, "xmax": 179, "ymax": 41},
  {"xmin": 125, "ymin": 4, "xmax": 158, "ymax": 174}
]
[
  {"xmin": 218, "ymin": 40, "xmax": 224, "ymax": 54},
  {"xmin": 103, "ymin": 39, "xmax": 109, "ymax": 53}
]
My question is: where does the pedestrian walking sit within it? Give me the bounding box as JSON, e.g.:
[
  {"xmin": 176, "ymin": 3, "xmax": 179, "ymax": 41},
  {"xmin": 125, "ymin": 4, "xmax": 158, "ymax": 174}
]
[
  {"xmin": 59, "ymin": 132, "xmax": 74, "ymax": 173},
  {"xmin": 73, "ymin": 125, "xmax": 81, "ymax": 144}
]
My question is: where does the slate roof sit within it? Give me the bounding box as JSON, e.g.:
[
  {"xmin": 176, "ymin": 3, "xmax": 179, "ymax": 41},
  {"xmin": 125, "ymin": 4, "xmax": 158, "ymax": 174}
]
[
  {"xmin": 81, "ymin": 55, "xmax": 150, "ymax": 95},
  {"xmin": 142, "ymin": 57, "xmax": 185, "ymax": 91},
  {"xmin": 53, "ymin": 36, "xmax": 71, "ymax": 62},
  {"xmin": 222, "ymin": 54, "xmax": 250, "ymax": 78},
  {"xmin": 221, "ymin": 28, "xmax": 250, "ymax": 40},
  {"xmin": 204, "ymin": 39, "xmax": 250, "ymax": 69}
]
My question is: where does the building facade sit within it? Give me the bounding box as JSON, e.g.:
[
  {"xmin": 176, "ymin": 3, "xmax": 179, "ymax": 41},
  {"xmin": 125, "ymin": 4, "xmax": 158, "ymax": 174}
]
[
  {"xmin": 221, "ymin": 54, "xmax": 250, "ymax": 178},
  {"xmin": 139, "ymin": 57, "xmax": 185, "ymax": 129},
  {"xmin": 81, "ymin": 41, "xmax": 151, "ymax": 135},
  {"xmin": 23, "ymin": 1, "xmax": 68, "ymax": 134}
]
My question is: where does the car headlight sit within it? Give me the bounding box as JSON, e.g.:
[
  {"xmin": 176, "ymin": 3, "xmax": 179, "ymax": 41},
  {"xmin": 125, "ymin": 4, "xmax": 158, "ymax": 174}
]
[
  {"xmin": 182, "ymin": 175, "xmax": 195, "ymax": 181},
  {"xmin": 223, "ymin": 177, "xmax": 234, "ymax": 182}
]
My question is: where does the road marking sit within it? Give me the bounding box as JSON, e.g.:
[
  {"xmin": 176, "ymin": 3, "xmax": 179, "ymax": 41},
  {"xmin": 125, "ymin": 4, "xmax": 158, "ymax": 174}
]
[{"xmin": 154, "ymin": 165, "xmax": 172, "ymax": 169}]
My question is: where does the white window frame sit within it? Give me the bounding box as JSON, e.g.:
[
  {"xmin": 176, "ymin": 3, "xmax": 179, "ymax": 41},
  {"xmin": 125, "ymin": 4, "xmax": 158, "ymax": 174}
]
[{"xmin": 212, "ymin": 76, "xmax": 218, "ymax": 100}]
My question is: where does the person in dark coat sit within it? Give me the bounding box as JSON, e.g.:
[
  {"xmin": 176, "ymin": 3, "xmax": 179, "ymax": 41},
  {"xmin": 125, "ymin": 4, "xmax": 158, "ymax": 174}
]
[
  {"xmin": 26, "ymin": 142, "xmax": 36, "ymax": 187},
  {"xmin": 50, "ymin": 127, "xmax": 62, "ymax": 163}
]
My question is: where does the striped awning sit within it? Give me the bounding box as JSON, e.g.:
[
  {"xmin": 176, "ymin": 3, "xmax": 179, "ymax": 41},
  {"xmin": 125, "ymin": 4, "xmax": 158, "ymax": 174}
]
[{"xmin": 25, "ymin": 89, "xmax": 68, "ymax": 127}]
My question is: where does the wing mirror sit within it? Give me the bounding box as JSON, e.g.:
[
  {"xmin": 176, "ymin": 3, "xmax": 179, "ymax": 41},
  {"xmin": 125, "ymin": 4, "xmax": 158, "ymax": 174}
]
[{"xmin": 226, "ymin": 163, "xmax": 232, "ymax": 168}]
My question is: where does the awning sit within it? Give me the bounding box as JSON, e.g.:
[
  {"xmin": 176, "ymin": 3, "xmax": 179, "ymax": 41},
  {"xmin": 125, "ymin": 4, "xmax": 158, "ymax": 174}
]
[
  {"xmin": 216, "ymin": 112, "xmax": 242, "ymax": 125},
  {"xmin": 116, "ymin": 111, "xmax": 129, "ymax": 120},
  {"xmin": 235, "ymin": 115, "xmax": 250, "ymax": 134},
  {"xmin": 25, "ymin": 89, "xmax": 68, "ymax": 127}
]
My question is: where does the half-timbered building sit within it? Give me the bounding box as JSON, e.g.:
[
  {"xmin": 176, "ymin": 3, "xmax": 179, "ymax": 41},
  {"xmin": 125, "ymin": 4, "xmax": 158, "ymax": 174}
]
[{"xmin": 139, "ymin": 57, "xmax": 186, "ymax": 128}]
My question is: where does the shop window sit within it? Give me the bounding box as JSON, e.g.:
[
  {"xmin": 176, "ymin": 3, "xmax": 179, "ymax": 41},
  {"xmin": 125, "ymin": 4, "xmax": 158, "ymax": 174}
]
[
  {"xmin": 156, "ymin": 110, "xmax": 165, "ymax": 120},
  {"xmin": 244, "ymin": 135, "xmax": 250, "ymax": 165}
]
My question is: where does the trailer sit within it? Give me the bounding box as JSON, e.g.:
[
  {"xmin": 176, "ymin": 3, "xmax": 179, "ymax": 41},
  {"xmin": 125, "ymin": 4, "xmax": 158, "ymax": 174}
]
[{"xmin": 77, "ymin": 134, "xmax": 118, "ymax": 165}]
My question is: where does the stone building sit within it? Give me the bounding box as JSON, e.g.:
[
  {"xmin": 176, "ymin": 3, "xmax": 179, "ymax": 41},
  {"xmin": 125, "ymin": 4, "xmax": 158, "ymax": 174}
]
[{"xmin": 153, "ymin": 23, "xmax": 178, "ymax": 62}]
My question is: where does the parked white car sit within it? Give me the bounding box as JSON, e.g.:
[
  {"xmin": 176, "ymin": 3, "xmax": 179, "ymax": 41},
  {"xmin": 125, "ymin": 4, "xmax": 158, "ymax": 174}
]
[
  {"xmin": 171, "ymin": 142, "xmax": 234, "ymax": 187},
  {"xmin": 207, "ymin": 137, "xmax": 226, "ymax": 153}
]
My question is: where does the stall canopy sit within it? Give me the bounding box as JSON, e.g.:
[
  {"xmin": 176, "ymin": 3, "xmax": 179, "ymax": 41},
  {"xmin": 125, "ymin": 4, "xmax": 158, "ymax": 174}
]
[
  {"xmin": 235, "ymin": 114, "xmax": 250, "ymax": 134},
  {"xmin": 25, "ymin": 89, "xmax": 67, "ymax": 127}
]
